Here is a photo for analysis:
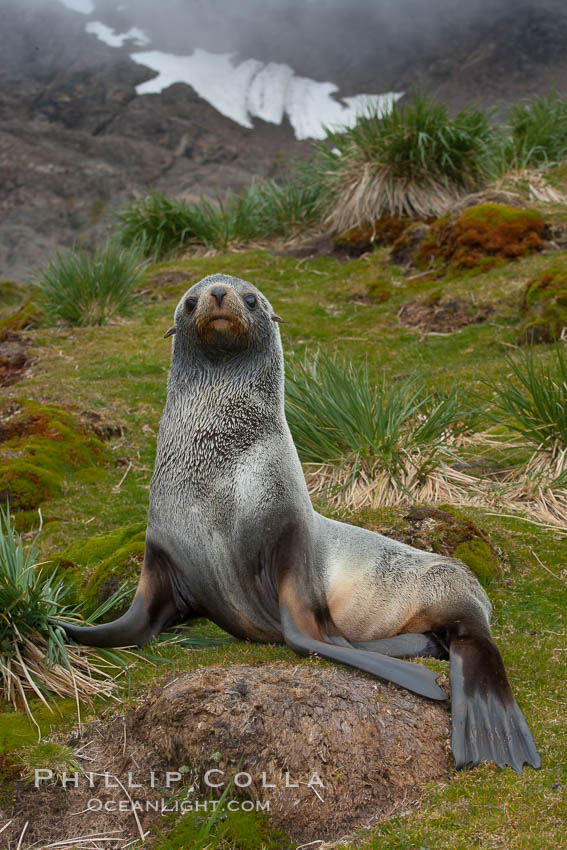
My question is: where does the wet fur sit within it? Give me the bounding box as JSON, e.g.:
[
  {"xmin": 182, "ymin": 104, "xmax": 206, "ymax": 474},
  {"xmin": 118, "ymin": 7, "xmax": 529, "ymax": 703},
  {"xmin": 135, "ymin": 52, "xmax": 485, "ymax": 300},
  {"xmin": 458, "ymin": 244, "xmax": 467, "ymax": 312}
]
[{"xmin": 60, "ymin": 274, "xmax": 541, "ymax": 773}]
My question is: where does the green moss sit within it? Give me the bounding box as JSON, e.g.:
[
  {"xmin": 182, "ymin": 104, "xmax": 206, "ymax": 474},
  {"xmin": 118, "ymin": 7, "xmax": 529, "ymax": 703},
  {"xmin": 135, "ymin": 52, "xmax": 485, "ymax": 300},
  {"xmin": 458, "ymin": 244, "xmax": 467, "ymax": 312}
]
[
  {"xmin": 46, "ymin": 522, "xmax": 146, "ymax": 615},
  {"xmin": 459, "ymin": 203, "xmax": 543, "ymax": 227},
  {"xmin": 453, "ymin": 537, "xmax": 502, "ymax": 586},
  {"xmin": 61, "ymin": 522, "xmax": 146, "ymax": 565},
  {"xmin": 0, "ymin": 400, "xmax": 106, "ymax": 512},
  {"xmin": 0, "ymin": 699, "xmax": 77, "ymax": 756},
  {"xmin": 84, "ymin": 538, "xmax": 145, "ymax": 615},
  {"xmin": 13, "ymin": 741, "xmax": 81, "ymax": 783},
  {"xmin": 519, "ymin": 269, "xmax": 567, "ymax": 343},
  {"xmin": 366, "ymin": 279, "xmax": 393, "ymax": 303},
  {"xmin": 154, "ymin": 807, "xmax": 292, "ymax": 850}
]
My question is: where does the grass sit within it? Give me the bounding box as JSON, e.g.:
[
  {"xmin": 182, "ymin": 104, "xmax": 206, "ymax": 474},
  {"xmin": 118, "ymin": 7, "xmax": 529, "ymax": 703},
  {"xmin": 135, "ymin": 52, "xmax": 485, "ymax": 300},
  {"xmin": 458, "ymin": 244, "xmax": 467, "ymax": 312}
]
[
  {"xmin": 115, "ymin": 90, "xmax": 567, "ymax": 261},
  {"xmin": 285, "ymin": 351, "xmax": 472, "ymax": 507},
  {"xmin": 506, "ymin": 91, "xmax": 567, "ymax": 170},
  {"xmin": 487, "ymin": 346, "xmax": 567, "ymax": 455},
  {"xmin": 117, "ymin": 176, "xmax": 324, "ymax": 258},
  {"xmin": 33, "ymin": 239, "xmax": 145, "ymax": 326},
  {"xmin": 311, "ymin": 91, "xmax": 496, "ymax": 227},
  {"xmin": 0, "ymin": 505, "xmax": 124, "ymax": 727},
  {"xmin": 1, "ymin": 244, "xmax": 566, "ymax": 848}
]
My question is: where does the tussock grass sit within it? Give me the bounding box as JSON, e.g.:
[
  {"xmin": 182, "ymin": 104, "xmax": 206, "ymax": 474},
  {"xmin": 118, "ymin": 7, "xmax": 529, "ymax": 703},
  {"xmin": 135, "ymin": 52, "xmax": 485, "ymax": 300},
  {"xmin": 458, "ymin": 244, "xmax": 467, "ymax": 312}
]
[
  {"xmin": 284, "ymin": 351, "xmax": 567, "ymax": 525},
  {"xmin": 33, "ymin": 240, "xmax": 144, "ymax": 327},
  {"xmin": 285, "ymin": 352, "xmax": 473, "ymax": 508},
  {"xmin": 117, "ymin": 177, "xmax": 324, "ymax": 259},
  {"xmin": 487, "ymin": 347, "xmax": 567, "ymax": 455},
  {"xmin": 0, "ymin": 506, "xmax": 127, "ymax": 729},
  {"xmin": 506, "ymin": 91, "xmax": 567, "ymax": 170},
  {"xmin": 482, "ymin": 347, "xmax": 567, "ymax": 526},
  {"xmin": 312, "ymin": 92, "xmax": 495, "ymax": 228},
  {"xmin": 0, "ymin": 505, "xmax": 231, "ymax": 731}
]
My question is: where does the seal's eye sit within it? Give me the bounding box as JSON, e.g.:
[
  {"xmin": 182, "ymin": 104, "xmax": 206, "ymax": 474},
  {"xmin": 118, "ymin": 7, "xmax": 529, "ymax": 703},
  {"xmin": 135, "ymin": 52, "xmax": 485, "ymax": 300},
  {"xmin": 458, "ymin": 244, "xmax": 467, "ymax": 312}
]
[
  {"xmin": 185, "ymin": 297, "xmax": 198, "ymax": 313},
  {"xmin": 243, "ymin": 294, "xmax": 257, "ymax": 310}
]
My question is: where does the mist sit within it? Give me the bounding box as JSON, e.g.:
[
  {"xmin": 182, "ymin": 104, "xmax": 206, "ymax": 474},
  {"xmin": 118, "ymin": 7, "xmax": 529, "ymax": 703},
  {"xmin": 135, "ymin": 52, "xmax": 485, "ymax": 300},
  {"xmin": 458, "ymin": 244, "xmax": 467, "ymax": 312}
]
[{"xmin": 4, "ymin": 0, "xmax": 552, "ymax": 90}]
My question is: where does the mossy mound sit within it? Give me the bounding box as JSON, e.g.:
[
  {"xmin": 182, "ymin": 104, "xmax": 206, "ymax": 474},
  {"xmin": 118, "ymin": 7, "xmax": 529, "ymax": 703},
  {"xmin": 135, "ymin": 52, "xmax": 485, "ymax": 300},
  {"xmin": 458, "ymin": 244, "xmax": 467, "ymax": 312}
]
[
  {"xmin": 0, "ymin": 400, "xmax": 106, "ymax": 517},
  {"xmin": 0, "ymin": 295, "xmax": 42, "ymax": 340},
  {"xmin": 399, "ymin": 292, "xmax": 493, "ymax": 334},
  {"xmin": 350, "ymin": 504, "xmax": 502, "ymax": 587},
  {"xmin": 143, "ymin": 268, "xmax": 195, "ymax": 301},
  {"xmin": 390, "ymin": 221, "xmax": 430, "ymax": 267},
  {"xmin": 416, "ymin": 203, "xmax": 547, "ymax": 271},
  {"xmin": 3, "ymin": 665, "xmax": 450, "ymax": 847},
  {"xmin": 519, "ymin": 268, "xmax": 567, "ymax": 343},
  {"xmin": 335, "ymin": 216, "xmax": 412, "ymax": 256},
  {"xmin": 0, "ymin": 280, "xmax": 27, "ymax": 312},
  {"xmin": 48, "ymin": 522, "xmax": 146, "ymax": 616},
  {"xmin": 350, "ymin": 277, "xmax": 393, "ymax": 305}
]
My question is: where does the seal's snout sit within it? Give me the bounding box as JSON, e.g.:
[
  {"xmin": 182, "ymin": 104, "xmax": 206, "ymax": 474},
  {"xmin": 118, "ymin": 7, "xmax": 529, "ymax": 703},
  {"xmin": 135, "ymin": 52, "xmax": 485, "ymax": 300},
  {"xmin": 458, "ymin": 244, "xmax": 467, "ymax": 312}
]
[{"xmin": 210, "ymin": 286, "xmax": 228, "ymax": 307}]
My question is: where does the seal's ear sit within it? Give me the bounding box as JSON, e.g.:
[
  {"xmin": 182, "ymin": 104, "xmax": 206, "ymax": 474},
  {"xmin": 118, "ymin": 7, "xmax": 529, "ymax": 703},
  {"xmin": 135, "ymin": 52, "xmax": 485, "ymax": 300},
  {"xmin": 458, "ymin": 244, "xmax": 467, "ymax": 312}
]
[
  {"xmin": 271, "ymin": 314, "xmax": 284, "ymax": 324},
  {"xmin": 163, "ymin": 326, "xmax": 177, "ymax": 339}
]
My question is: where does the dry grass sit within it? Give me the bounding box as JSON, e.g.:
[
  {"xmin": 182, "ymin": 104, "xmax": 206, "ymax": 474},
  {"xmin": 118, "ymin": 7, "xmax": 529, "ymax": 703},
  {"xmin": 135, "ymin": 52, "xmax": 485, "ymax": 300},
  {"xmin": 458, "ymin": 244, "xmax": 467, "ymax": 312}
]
[
  {"xmin": 304, "ymin": 438, "xmax": 567, "ymax": 531},
  {"xmin": 324, "ymin": 162, "xmax": 468, "ymax": 231}
]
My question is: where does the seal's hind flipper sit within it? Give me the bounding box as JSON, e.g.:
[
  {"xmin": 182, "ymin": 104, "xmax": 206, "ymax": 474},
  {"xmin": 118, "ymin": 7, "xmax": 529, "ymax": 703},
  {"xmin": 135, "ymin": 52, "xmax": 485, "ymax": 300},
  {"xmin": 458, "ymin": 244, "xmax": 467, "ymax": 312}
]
[
  {"xmin": 280, "ymin": 602, "xmax": 447, "ymax": 701},
  {"xmin": 450, "ymin": 633, "xmax": 541, "ymax": 772},
  {"xmin": 351, "ymin": 632, "xmax": 449, "ymax": 660}
]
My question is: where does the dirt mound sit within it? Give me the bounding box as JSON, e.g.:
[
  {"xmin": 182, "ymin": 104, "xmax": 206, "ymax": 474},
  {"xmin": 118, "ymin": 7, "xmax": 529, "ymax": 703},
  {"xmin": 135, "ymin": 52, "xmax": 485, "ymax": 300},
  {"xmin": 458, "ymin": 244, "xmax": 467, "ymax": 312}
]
[
  {"xmin": 0, "ymin": 332, "xmax": 31, "ymax": 386},
  {"xmin": 399, "ymin": 294, "xmax": 493, "ymax": 333},
  {"xmin": 79, "ymin": 410, "xmax": 126, "ymax": 440},
  {"xmin": 3, "ymin": 663, "xmax": 451, "ymax": 846}
]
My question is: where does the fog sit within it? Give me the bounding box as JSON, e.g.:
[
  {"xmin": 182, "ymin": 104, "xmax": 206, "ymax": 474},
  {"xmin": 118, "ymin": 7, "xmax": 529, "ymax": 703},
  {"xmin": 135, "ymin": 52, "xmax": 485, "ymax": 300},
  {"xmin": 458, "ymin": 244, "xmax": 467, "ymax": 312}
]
[{"xmin": 7, "ymin": 0, "xmax": 549, "ymax": 85}]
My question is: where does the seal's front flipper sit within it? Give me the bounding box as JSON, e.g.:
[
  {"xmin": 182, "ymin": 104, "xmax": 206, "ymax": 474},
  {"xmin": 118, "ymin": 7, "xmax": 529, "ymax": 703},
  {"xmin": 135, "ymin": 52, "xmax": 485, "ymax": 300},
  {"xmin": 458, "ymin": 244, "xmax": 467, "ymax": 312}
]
[
  {"xmin": 450, "ymin": 633, "xmax": 541, "ymax": 772},
  {"xmin": 56, "ymin": 593, "xmax": 156, "ymax": 648},
  {"xmin": 280, "ymin": 602, "xmax": 447, "ymax": 701},
  {"xmin": 55, "ymin": 540, "xmax": 187, "ymax": 648}
]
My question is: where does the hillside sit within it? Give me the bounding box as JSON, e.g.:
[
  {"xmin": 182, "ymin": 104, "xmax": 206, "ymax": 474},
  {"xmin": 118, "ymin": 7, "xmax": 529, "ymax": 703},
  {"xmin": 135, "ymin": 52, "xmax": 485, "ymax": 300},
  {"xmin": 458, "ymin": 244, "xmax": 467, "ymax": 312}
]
[{"xmin": 3, "ymin": 0, "xmax": 567, "ymax": 280}]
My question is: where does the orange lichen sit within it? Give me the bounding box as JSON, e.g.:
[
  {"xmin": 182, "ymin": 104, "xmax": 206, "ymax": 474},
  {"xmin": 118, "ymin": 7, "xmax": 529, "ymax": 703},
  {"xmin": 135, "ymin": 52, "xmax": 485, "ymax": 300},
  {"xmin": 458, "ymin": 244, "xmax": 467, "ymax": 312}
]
[{"xmin": 416, "ymin": 204, "xmax": 547, "ymax": 271}]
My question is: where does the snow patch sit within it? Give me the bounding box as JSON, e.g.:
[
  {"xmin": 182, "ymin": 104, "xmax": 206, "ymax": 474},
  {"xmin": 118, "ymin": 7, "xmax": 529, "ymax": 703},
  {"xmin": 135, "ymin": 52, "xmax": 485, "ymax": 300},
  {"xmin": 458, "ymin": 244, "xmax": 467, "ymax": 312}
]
[
  {"xmin": 129, "ymin": 48, "xmax": 403, "ymax": 140},
  {"xmin": 57, "ymin": 0, "xmax": 94, "ymax": 13},
  {"xmin": 86, "ymin": 21, "xmax": 150, "ymax": 48}
]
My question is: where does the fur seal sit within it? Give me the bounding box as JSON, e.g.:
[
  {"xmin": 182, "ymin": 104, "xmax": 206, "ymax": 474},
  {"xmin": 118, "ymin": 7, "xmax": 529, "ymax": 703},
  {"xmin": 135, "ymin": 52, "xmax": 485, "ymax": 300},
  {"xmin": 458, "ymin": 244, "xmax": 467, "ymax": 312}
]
[{"xmin": 60, "ymin": 273, "xmax": 540, "ymax": 773}]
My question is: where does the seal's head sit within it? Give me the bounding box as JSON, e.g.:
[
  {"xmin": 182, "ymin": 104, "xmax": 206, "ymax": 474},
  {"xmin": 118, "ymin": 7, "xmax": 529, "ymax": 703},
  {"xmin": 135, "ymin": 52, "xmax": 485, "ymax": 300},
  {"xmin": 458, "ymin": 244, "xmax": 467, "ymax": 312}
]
[{"xmin": 165, "ymin": 274, "xmax": 283, "ymax": 363}]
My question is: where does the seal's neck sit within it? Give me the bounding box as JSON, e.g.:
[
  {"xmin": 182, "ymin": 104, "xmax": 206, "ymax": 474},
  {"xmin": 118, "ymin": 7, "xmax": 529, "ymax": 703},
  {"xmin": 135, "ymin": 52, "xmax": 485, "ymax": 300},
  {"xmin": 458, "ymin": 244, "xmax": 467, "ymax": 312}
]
[{"xmin": 166, "ymin": 341, "xmax": 285, "ymax": 422}]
